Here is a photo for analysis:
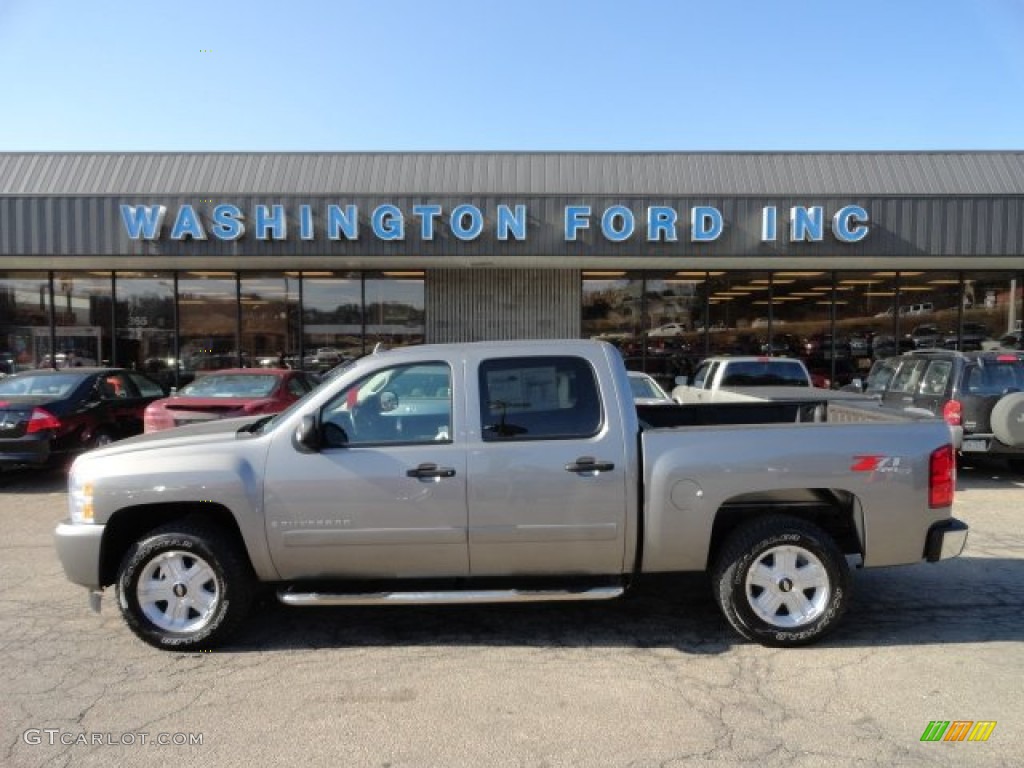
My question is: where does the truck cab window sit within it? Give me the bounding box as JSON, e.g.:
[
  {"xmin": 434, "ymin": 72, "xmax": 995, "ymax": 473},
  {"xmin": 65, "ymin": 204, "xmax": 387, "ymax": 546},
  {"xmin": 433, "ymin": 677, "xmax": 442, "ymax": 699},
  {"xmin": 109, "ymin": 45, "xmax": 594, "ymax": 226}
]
[
  {"xmin": 321, "ymin": 362, "xmax": 452, "ymax": 446},
  {"xmin": 478, "ymin": 356, "xmax": 602, "ymax": 441}
]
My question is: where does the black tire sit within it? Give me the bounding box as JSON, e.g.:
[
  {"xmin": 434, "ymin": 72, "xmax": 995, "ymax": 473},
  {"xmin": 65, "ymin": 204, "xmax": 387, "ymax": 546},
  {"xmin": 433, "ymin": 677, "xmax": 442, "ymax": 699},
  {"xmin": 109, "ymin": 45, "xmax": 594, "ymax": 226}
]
[
  {"xmin": 116, "ymin": 521, "xmax": 254, "ymax": 651},
  {"xmin": 711, "ymin": 515, "xmax": 850, "ymax": 647},
  {"xmin": 91, "ymin": 430, "xmax": 116, "ymax": 449}
]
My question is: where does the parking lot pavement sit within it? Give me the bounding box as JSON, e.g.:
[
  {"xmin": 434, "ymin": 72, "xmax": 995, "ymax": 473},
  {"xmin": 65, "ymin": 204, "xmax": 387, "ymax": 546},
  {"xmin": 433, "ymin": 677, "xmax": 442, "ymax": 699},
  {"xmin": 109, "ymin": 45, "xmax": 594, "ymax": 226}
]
[{"xmin": 2, "ymin": 462, "xmax": 1023, "ymax": 768}]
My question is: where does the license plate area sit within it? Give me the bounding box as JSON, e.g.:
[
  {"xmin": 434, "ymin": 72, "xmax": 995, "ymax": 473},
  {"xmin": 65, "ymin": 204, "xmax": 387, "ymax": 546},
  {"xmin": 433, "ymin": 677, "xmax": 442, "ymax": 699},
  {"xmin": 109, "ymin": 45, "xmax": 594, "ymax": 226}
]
[{"xmin": 962, "ymin": 438, "xmax": 988, "ymax": 452}]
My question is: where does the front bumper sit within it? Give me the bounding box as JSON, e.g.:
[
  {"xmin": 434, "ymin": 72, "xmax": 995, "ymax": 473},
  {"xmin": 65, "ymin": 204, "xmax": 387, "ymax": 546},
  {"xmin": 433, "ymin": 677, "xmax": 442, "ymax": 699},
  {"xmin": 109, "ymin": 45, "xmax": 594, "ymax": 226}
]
[
  {"xmin": 54, "ymin": 520, "xmax": 105, "ymax": 589},
  {"xmin": 924, "ymin": 518, "xmax": 969, "ymax": 562}
]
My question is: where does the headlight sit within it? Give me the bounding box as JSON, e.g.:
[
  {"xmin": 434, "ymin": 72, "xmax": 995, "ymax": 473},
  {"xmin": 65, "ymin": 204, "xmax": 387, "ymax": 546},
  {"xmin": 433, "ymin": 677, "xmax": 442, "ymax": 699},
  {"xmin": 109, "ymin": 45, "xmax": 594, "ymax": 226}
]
[{"xmin": 68, "ymin": 467, "xmax": 95, "ymax": 524}]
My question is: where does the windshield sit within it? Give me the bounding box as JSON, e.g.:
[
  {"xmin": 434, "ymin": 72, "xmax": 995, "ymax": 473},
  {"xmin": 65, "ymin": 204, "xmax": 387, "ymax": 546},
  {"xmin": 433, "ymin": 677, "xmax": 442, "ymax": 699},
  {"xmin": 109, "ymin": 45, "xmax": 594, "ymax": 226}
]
[
  {"xmin": 0, "ymin": 373, "xmax": 85, "ymax": 397},
  {"xmin": 180, "ymin": 374, "xmax": 279, "ymax": 398},
  {"xmin": 629, "ymin": 375, "xmax": 667, "ymax": 400},
  {"xmin": 721, "ymin": 361, "xmax": 809, "ymax": 387}
]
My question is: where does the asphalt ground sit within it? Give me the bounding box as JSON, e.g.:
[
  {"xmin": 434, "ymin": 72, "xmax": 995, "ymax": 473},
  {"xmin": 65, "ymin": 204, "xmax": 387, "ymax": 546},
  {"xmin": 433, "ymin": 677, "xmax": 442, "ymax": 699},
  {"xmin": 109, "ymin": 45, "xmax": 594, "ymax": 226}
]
[{"xmin": 1, "ymin": 457, "xmax": 1022, "ymax": 768}]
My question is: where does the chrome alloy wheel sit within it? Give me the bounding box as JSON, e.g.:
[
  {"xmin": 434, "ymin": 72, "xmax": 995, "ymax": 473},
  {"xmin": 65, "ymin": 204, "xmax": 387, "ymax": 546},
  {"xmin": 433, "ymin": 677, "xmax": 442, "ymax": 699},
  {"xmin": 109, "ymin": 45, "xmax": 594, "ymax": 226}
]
[
  {"xmin": 136, "ymin": 550, "xmax": 221, "ymax": 633},
  {"xmin": 743, "ymin": 544, "xmax": 830, "ymax": 628}
]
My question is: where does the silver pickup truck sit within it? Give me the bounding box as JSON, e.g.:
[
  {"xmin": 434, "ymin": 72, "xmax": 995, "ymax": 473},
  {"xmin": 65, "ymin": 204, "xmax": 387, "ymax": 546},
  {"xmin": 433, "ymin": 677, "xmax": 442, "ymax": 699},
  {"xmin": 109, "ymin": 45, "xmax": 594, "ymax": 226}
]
[{"xmin": 54, "ymin": 340, "xmax": 967, "ymax": 650}]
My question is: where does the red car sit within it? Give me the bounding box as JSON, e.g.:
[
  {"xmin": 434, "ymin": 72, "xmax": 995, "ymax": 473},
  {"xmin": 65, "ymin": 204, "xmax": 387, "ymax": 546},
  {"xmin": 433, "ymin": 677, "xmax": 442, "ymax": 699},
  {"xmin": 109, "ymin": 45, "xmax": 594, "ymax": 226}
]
[{"xmin": 143, "ymin": 369, "xmax": 318, "ymax": 433}]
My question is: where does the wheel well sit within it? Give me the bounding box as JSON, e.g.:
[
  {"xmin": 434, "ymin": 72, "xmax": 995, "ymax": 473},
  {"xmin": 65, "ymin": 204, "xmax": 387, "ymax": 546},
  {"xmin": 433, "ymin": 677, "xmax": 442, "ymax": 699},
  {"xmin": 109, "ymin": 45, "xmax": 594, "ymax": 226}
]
[
  {"xmin": 708, "ymin": 489, "xmax": 863, "ymax": 568},
  {"xmin": 99, "ymin": 502, "xmax": 248, "ymax": 587}
]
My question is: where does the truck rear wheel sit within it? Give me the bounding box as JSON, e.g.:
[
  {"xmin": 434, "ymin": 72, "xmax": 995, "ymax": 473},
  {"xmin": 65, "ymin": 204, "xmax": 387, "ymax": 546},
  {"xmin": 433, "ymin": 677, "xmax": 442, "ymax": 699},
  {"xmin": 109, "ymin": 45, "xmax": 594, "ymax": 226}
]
[
  {"xmin": 712, "ymin": 515, "xmax": 850, "ymax": 647},
  {"xmin": 116, "ymin": 521, "xmax": 254, "ymax": 651}
]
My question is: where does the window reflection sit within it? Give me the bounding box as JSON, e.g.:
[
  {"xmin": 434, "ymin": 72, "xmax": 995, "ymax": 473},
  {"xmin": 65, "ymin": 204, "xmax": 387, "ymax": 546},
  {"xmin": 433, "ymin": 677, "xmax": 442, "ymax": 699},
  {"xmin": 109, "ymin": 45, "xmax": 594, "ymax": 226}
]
[
  {"xmin": 301, "ymin": 271, "xmax": 363, "ymax": 368},
  {"xmin": 897, "ymin": 271, "xmax": 959, "ymax": 350},
  {"xmin": 365, "ymin": 272, "xmax": 424, "ymax": 351},
  {"xmin": 0, "ymin": 272, "xmax": 51, "ymax": 372},
  {"xmin": 115, "ymin": 272, "xmax": 175, "ymax": 387},
  {"xmin": 240, "ymin": 273, "xmax": 300, "ymax": 368},
  {"xmin": 705, "ymin": 271, "xmax": 770, "ymax": 356},
  {"xmin": 178, "ymin": 272, "xmax": 238, "ymax": 374},
  {"xmin": 581, "ymin": 272, "xmax": 643, "ymax": 348},
  {"xmin": 52, "ymin": 272, "xmax": 112, "ymax": 367},
  {"xmin": 954, "ymin": 272, "xmax": 1018, "ymax": 350}
]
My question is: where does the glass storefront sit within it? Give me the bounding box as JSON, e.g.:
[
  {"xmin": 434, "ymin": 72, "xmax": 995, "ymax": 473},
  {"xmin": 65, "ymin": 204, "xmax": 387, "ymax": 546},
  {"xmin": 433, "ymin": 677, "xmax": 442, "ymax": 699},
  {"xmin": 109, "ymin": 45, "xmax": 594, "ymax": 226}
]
[
  {"xmin": 583, "ymin": 270, "xmax": 1023, "ymax": 390},
  {"xmin": 0, "ymin": 272, "xmax": 51, "ymax": 374},
  {"xmin": 2, "ymin": 269, "xmax": 1020, "ymax": 386},
  {"xmin": 301, "ymin": 271, "xmax": 364, "ymax": 368},
  {"xmin": 114, "ymin": 271, "xmax": 176, "ymax": 388},
  {"xmin": 51, "ymin": 272, "xmax": 113, "ymax": 368}
]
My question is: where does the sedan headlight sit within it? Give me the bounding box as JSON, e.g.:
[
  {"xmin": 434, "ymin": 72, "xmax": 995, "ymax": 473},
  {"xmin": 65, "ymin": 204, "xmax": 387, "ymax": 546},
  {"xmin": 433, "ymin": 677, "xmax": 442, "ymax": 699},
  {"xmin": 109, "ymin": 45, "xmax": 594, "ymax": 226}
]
[{"xmin": 68, "ymin": 467, "xmax": 96, "ymax": 524}]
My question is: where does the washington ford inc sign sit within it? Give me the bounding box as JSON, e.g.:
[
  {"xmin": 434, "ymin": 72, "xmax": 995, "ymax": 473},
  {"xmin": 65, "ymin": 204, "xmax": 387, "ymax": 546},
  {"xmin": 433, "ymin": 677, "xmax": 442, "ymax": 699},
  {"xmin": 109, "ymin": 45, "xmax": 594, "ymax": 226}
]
[{"xmin": 120, "ymin": 203, "xmax": 870, "ymax": 244}]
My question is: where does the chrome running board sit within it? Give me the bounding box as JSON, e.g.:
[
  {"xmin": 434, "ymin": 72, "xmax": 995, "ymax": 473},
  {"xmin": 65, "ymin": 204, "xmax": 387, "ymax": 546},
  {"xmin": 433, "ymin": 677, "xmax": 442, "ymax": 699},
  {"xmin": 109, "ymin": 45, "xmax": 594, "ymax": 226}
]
[{"xmin": 278, "ymin": 585, "xmax": 625, "ymax": 607}]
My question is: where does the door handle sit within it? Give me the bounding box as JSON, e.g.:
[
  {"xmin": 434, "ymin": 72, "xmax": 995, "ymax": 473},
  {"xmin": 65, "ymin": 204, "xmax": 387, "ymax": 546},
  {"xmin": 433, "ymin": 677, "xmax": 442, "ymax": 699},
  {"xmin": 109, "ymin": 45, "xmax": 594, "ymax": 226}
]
[
  {"xmin": 406, "ymin": 463, "xmax": 456, "ymax": 479},
  {"xmin": 565, "ymin": 456, "xmax": 615, "ymax": 473}
]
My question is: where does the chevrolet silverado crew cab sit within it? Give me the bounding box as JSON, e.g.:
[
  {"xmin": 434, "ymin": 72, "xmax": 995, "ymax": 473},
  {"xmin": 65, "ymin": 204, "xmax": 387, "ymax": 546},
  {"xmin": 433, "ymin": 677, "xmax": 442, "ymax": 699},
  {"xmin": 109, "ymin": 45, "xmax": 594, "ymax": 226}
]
[{"xmin": 54, "ymin": 340, "xmax": 967, "ymax": 651}]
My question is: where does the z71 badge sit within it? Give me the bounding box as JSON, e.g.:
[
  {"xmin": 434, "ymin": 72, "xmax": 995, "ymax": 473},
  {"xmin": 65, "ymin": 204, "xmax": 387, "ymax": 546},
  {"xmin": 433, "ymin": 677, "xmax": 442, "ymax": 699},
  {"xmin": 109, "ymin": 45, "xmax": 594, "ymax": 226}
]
[{"xmin": 850, "ymin": 455, "xmax": 910, "ymax": 474}]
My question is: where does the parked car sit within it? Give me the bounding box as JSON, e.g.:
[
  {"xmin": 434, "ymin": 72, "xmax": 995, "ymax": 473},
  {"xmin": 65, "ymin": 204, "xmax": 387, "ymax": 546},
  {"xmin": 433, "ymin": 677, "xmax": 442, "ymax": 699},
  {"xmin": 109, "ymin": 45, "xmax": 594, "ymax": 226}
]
[
  {"xmin": 870, "ymin": 333, "xmax": 915, "ymax": 359},
  {"xmin": 0, "ymin": 368, "xmax": 166, "ymax": 469},
  {"xmin": 671, "ymin": 356, "xmax": 813, "ymax": 403},
  {"xmin": 846, "ymin": 331, "xmax": 872, "ymax": 357},
  {"xmin": 646, "ymin": 322, "xmax": 688, "ymax": 338},
  {"xmin": 998, "ymin": 331, "xmax": 1021, "ymax": 349},
  {"xmin": 143, "ymin": 368, "xmax": 318, "ymax": 432},
  {"xmin": 759, "ymin": 334, "xmax": 801, "ymax": 357},
  {"xmin": 37, "ymin": 351, "xmax": 99, "ymax": 369},
  {"xmin": 626, "ymin": 371, "xmax": 673, "ymax": 405},
  {"xmin": 621, "ymin": 355, "xmax": 690, "ymax": 392},
  {"xmin": 802, "ymin": 333, "xmax": 851, "ymax": 359},
  {"xmin": 909, "ymin": 324, "xmax": 944, "ymax": 349},
  {"xmin": 943, "ymin": 322, "xmax": 990, "ymax": 351},
  {"xmin": 804, "ymin": 357, "xmax": 860, "ymax": 389},
  {"xmin": 864, "ymin": 349, "xmax": 1024, "ymax": 471}
]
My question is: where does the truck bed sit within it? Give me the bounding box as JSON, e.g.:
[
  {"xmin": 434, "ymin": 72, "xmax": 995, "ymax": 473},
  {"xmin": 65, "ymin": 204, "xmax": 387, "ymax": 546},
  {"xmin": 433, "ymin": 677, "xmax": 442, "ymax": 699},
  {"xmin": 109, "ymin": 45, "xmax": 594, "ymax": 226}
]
[{"xmin": 636, "ymin": 397, "xmax": 918, "ymax": 429}]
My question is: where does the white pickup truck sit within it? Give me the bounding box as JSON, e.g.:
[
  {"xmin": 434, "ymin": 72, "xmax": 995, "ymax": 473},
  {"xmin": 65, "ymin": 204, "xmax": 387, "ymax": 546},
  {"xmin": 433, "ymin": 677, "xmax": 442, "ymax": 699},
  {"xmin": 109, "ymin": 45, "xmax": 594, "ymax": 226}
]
[
  {"xmin": 671, "ymin": 356, "xmax": 816, "ymax": 403},
  {"xmin": 54, "ymin": 340, "xmax": 967, "ymax": 651}
]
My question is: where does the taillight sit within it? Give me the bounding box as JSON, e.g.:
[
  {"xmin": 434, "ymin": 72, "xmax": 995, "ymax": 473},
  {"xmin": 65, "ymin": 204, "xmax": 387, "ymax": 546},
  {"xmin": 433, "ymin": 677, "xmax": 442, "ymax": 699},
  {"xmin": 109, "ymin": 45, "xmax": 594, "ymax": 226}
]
[
  {"xmin": 929, "ymin": 445, "xmax": 955, "ymax": 508},
  {"xmin": 26, "ymin": 407, "xmax": 62, "ymax": 434},
  {"xmin": 144, "ymin": 406, "xmax": 171, "ymax": 433},
  {"xmin": 941, "ymin": 400, "xmax": 962, "ymax": 427}
]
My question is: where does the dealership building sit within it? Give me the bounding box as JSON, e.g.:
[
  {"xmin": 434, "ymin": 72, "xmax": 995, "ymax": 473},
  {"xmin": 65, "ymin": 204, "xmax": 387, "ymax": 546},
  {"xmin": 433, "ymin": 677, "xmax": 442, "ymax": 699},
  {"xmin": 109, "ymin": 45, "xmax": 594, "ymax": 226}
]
[{"xmin": 0, "ymin": 151, "xmax": 1021, "ymax": 384}]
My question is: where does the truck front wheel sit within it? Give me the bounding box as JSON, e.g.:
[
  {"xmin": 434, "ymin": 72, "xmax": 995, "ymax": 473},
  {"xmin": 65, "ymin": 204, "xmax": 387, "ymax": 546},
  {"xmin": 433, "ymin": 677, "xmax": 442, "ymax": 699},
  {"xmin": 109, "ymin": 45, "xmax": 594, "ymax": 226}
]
[
  {"xmin": 712, "ymin": 515, "xmax": 850, "ymax": 647},
  {"xmin": 116, "ymin": 522, "xmax": 254, "ymax": 651}
]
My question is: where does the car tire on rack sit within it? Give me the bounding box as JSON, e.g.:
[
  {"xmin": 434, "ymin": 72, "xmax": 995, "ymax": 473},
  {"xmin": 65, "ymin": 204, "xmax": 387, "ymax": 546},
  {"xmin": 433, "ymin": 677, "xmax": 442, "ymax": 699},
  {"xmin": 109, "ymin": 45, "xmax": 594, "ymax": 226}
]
[
  {"xmin": 116, "ymin": 520, "xmax": 254, "ymax": 651},
  {"xmin": 990, "ymin": 392, "xmax": 1024, "ymax": 447},
  {"xmin": 712, "ymin": 515, "xmax": 850, "ymax": 647}
]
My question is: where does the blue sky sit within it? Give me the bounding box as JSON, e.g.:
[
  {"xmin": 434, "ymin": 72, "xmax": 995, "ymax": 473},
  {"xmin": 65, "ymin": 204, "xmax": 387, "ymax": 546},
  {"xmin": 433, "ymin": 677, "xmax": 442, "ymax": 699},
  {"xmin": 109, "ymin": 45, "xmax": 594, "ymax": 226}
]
[{"xmin": 1, "ymin": 0, "xmax": 1023, "ymax": 151}]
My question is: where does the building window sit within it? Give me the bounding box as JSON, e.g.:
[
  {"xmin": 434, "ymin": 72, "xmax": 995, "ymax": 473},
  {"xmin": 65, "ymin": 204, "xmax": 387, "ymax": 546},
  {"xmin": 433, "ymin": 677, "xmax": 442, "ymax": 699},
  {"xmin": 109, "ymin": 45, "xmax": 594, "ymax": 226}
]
[
  {"xmin": 0, "ymin": 272, "xmax": 51, "ymax": 373},
  {"xmin": 51, "ymin": 272, "xmax": 112, "ymax": 368},
  {"xmin": 240, "ymin": 272, "xmax": 300, "ymax": 368},
  {"xmin": 301, "ymin": 271, "xmax": 363, "ymax": 369},
  {"xmin": 365, "ymin": 272, "xmax": 425, "ymax": 352},
  {"xmin": 114, "ymin": 271, "xmax": 176, "ymax": 387},
  {"xmin": 178, "ymin": 271, "xmax": 238, "ymax": 374}
]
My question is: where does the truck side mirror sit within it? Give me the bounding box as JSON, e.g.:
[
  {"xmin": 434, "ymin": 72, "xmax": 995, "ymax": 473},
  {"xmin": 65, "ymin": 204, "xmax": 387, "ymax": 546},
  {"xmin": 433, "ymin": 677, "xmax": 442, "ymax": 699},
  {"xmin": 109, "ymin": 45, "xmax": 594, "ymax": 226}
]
[
  {"xmin": 293, "ymin": 413, "xmax": 322, "ymax": 453},
  {"xmin": 675, "ymin": 375, "xmax": 689, "ymax": 386}
]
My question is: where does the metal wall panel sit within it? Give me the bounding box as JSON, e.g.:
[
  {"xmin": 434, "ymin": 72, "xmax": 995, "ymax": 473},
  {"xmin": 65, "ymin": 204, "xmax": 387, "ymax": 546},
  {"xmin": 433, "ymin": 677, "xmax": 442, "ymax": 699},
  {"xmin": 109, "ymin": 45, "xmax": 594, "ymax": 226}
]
[
  {"xmin": 426, "ymin": 269, "xmax": 580, "ymax": 342},
  {"xmin": 3, "ymin": 152, "xmax": 1024, "ymax": 196}
]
